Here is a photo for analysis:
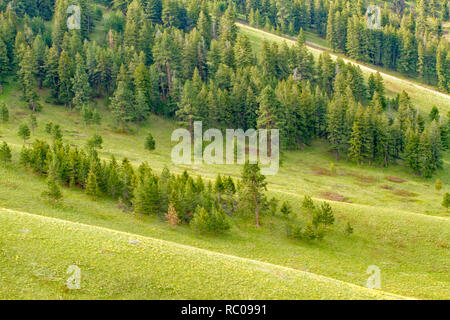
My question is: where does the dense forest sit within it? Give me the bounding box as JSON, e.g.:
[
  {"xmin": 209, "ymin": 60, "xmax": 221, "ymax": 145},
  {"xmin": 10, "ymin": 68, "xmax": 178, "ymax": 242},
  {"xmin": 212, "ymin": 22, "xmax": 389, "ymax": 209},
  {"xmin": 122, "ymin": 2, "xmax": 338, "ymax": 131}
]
[
  {"xmin": 244, "ymin": 0, "xmax": 450, "ymax": 91},
  {"xmin": 0, "ymin": 0, "xmax": 448, "ymax": 181}
]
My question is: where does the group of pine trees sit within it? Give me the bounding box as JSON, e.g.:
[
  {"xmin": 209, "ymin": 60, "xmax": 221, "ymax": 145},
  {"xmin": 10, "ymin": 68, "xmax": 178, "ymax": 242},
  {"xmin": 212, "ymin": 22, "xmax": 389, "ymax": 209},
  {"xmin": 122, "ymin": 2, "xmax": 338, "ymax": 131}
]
[
  {"xmin": 15, "ymin": 135, "xmax": 298, "ymax": 233},
  {"xmin": 0, "ymin": 0, "xmax": 448, "ymax": 178},
  {"xmin": 243, "ymin": 0, "xmax": 450, "ymax": 92}
]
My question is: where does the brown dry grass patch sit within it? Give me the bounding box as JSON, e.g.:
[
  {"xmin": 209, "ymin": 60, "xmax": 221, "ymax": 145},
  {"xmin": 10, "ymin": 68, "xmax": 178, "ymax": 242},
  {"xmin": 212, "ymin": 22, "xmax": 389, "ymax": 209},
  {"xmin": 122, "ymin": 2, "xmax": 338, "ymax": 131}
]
[
  {"xmin": 392, "ymin": 189, "xmax": 418, "ymax": 197},
  {"xmin": 320, "ymin": 191, "xmax": 350, "ymax": 203},
  {"xmin": 311, "ymin": 166, "xmax": 332, "ymax": 176},
  {"xmin": 386, "ymin": 176, "xmax": 406, "ymax": 183},
  {"xmin": 348, "ymin": 173, "xmax": 378, "ymax": 183}
]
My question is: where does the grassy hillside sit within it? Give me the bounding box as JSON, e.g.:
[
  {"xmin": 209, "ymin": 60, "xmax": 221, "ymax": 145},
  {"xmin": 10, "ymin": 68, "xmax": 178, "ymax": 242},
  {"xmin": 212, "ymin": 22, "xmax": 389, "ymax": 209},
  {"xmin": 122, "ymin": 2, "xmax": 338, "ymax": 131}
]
[
  {"xmin": 0, "ymin": 208, "xmax": 404, "ymax": 300},
  {"xmin": 1, "ymin": 80, "xmax": 448, "ymax": 218},
  {"xmin": 0, "ymin": 17, "xmax": 448, "ymax": 301},
  {"xmin": 237, "ymin": 23, "xmax": 450, "ymax": 115},
  {"xmin": 0, "ymin": 112, "xmax": 449, "ymax": 300}
]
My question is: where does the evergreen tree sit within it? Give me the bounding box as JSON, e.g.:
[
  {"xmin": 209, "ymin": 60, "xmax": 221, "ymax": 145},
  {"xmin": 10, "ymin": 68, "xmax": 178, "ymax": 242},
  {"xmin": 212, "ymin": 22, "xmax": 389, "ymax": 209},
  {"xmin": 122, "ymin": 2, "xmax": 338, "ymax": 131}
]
[
  {"xmin": 18, "ymin": 46, "xmax": 39, "ymax": 111},
  {"xmin": 110, "ymin": 65, "xmax": 134, "ymax": 131},
  {"xmin": 443, "ymin": 193, "xmax": 450, "ymax": 211},
  {"xmin": 86, "ymin": 164, "xmax": 100, "ymax": 198},
  {"xmin": 0, "ymin": 103, "xmax": 8, "ymax": 122},
  {"xmin": 145, "ymin": 133, "xmax": 156, "ymax": 151},
  {"xmin": 18, "ymin": 123, "xmax": 31, "ymax": 144},
  {"xmin": 72, "ymin": 54, "xmax": 91, "ymax": 109},
  {"xmin": 43, "ymin": 177, "xmax": 63, "ymax": 202},
  {"xmin": 57, "ymin": 50, "xmax": 73, "ymax": 108},
  {"xmin": 429, "ymin": 106, "xmax": 440, "ymax": 122},
  {"xmin": 404, "ymin": 128, "xmax": 421, "ymax": 175},
  {"xmin": 348, "ymin": 119, "xmax": 364, "ymax": 165},
  {"xmin": 134, "ymin": 174, "xmax": 160, "ymax": 215},
  {"xmin": 0, "ymin": 141, "xmax": 12, "ymax": 165},
  {"xmin": 240, "ymin": 161, "xmax": 267, "ymax": 227},
  {"xmin": 28, "ymin": 114, "xmax": 37, "ymax": 135}
]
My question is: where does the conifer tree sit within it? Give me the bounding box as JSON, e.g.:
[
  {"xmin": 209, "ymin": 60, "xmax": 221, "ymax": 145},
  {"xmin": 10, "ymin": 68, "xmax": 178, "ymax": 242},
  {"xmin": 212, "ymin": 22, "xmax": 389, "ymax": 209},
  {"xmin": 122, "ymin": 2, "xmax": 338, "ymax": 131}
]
[
  {"xmin": 404, "ymin": 128, "xmax": 421, "ymax": 175},
  {"xmin": 240, "ymin": 161, "xmax": 267, "ymax": 228},
  {"xmin": 58, "ymin": 50, "xmax": 73, "ymax": 108},
  {"xmin": 418, "ymin": 128, "xmax": 435, "ymax": 178},
  {"xmin": 28, "ymin": 114, "xmax": 37, "ymax": 135},
  {"xmin": 0, "ymin": 141, "xmax": 12, "ymax": 166},
  {"xmin": 86, "ymin": 165, "xmax": 100, "ymax": 198},
  {"xmin": 145, "ymin": 133, "xmax": 156, "ymax": 151},
  {"xmin": 18, "ymin": 123, "xmax": 30, "ymax": 144},
  {"xmin": 443, "ymin": 193, "xmax": 450, "ymax": 211},
  {"xmin": 0, "ymin": 103, "xmax": 9, "ymax": 122},
  {"xmin": 348, "ymin": 120, "xmax": 364, "ymax": 165},
  {"xmin": 110, "ymin": 65, "xmax": 134, "ymax": 131},
  {"xmin": 18, "ymin": 46, "xmax": 39, "ymax": 111},
  {"xmin": 134, "ymin": 174, "xmax": 160, "ymax": 215},
  {"xmin": 72, "ymin": 54, "xmax": 91, "ymax": 109}
]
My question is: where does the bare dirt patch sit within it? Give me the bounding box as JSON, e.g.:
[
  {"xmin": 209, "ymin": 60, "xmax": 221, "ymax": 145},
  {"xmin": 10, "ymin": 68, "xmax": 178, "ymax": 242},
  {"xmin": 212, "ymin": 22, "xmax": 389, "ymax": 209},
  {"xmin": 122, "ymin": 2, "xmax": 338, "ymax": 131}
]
[
  {"xmin": 311, "ymin": 166, "xmax": 332, "ymax": 176},
  {"xmin": 320, "ymin": 192, "xmax": 351, "ymax": 203},
  {"xmin": 348, "ymin": 173, "xmax": 379, "ymax": 183},
  {"xmin": 392, "ymin": 189, "xmax": 418, "ymax": 197},
  {"xmin": 386, "ymin": 176, "xmax": 406, "ymax": 183}
]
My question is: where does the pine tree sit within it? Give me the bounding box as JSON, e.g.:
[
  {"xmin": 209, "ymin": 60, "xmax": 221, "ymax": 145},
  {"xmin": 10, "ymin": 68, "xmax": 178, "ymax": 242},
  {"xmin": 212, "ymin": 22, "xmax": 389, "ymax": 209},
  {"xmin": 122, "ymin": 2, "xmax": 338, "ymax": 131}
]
[
  {"xmin": 348, "ymin": 120, "xmax": 364, "ymax": 165},
  {"xmin": 18, "ymin": 123, "xmax": 30, "ymax": 144},
  {"xmin": 28, "ymin": 114, "xmax": 37, "ymax": 135},
  {"xmin": 51, "ymin": 124, "xmax": 63, "ymax": 141},
  {"xmin": 327, "ymin": 97, "xmax": 347, "ymax": 159},
  {"xmin": 110, "ymin": 65, "xmax": 134, "ymax": 131},
  {"xmin": 429, "ymin": 106, "xmax": 440, "ymax": 122},
  {"xmin": 43, "ymin": 178, "xmax": 63, "ymax": 202},
  {"xmin": 0, "ymin": 103, "xmax": 9, "ymax": 122},
  {"xmin": 58, "ymin": 50, "xmax": 73, "ymax": 108},
  {"xmin": 32, "ymin": 35, "xmax": 46, "ymax": 89},
  {"xmin": 442, "ymin": 192, "xmax": 450, "ymax": 211},
  {"xmin": 81, "ymin": 104, "xmax": 93, "ymax": 130},
  {"xmin": 418, "ymin": 128, "xmax": 435, "ymax": 178},
  {"xmin": 86, "ymin": 165, "xmax": 100, "ymax": 198},
  {"xmin": 280, "ymin": 201, "xmax": 292, "ymax": 216},
  {"xmin": 52, "ymin": 0, "xmax": 68, "ymax": 50},
  {"xmin": 240, "ymin": 161, "xmax": 267, "ymax": 227},
  {"xmin": 145, "ymin": 133, "xmax": 156, "ymax": 151},
  {"xmin": 18, "ymin": 46, "xmax": 39, "ymax": 111},
  {"xmin": 0, "ymin": 141, "xmax": 12, "ymax": 166},
  {"xmin": 234, "ymin": 34, "xmax": 254, "ymax": 69},
  {"xmin": 0, "ymin": 38, "xmax": 8, "ymax": 83},
  {"xmin": 134, "ymin": 174, "xmax": 159, "ymax": 215},
  {"xmin": 72, "ymin": 54, "xmax": 91, "ymax": 109},
  {"xmin": 145, "ymin": 0, "xmax": 163, "ymax": 24},
  {"xmin": 257, "ymin": 85, "xmax": 283, "ymax": 150},
  {"xmin": 44, "ymin": 46, "xmax": 60, "ymax": 99},
  {"xmin": 405, "ymin": 128, "xmax": 421, "ymax": 175}
]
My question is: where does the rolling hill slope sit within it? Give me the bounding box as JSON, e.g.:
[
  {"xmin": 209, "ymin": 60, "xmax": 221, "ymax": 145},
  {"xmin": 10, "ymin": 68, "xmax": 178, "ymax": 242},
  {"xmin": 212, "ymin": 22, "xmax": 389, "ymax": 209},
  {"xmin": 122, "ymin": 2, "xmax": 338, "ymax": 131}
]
[{"xmin": 0, "ymin": 208, "xmax": 404, "ymax": 300}]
